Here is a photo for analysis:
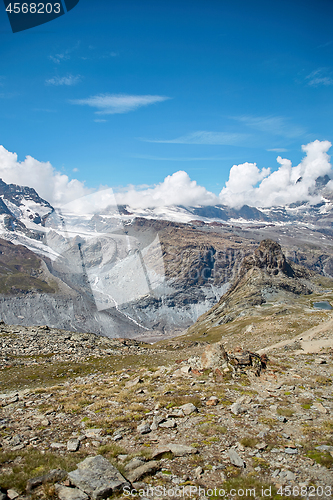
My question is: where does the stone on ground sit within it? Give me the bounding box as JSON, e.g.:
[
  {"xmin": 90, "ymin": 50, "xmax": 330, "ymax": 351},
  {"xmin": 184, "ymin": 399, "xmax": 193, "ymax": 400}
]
[{"xmin": 68, "ymin": 455, "xmax": 130, "ymax": 500}]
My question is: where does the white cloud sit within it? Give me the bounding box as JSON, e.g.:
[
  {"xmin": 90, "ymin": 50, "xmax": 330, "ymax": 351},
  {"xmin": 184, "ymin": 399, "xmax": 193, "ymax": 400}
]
[
  {"xmin": 267, "ymin": 148, "xmax": 288, "ymax": 152},
  {"xmin": 115, "ymin": 171, "xmax": 219, "ymax": 208},
  {"xmin": 49, "ymin": 42, "xmax": 80, "ymax": 64},
  {"xmin": 0, "ymin": 140, "xmax": 331, "ymax": 213},
  {"xmin": 71, "ymin": 93, "xmax": 170, "ymax": 115},
  {"xmin": 0, "ymin": 146, "xmax": 91, "ymax": 207},
  {"xmin": 143, "ymin": 131, "xmax": 251, "ymax": 145},
  {"xmin": 219, "ymin": 140, "xmax": 332, "ymax": 208},
  {"xmin": 233, "ymin": 115, "xmax": 305, "ymax": 138},
  {"xmin": 49, "ymin": 54, "xmax": 70, "ymax": 64},
  {"xmin": 45, "ymin": 75, "xmax": 81, "ymax": 86},
  {"xmin": 306, "ymin": 68, "xmax": 333, "ymax": 87}
]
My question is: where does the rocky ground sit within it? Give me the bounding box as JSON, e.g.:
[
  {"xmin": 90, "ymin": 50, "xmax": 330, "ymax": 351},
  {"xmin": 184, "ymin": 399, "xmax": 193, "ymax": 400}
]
[{"xmin": 1, "ymin": 321, "xmax": 333, "ymax": 500}]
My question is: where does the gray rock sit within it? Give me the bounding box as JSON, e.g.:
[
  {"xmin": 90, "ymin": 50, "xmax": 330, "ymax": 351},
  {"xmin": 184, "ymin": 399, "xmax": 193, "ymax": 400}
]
[
  {"xmin": 137, "ymin": 422, "xmax": 151, "ymax": 434},
  {"xmin": 230, "ymin": 402, "xmax": 244, "ymax": 415},
  {"xmin": 167, "ymin": 409, "xmax": 184, "ymax": 417},
  {"xmin": 126, "ymin": 461, "xmax": 160, "ymax": 483},
  {"xmin": 11, "ymin": 443, "xmax": 25, "ymax": 451},
  {"xmin": 316, "ymin": 445, "xmax": 333, "ymax": 452},
  {"xmin": 10, "ymin": 435, "xmax": 21, "ymax": 447},
  {"xmin": 255, "ymin": 442, "xmax": 267, "ymax": 450},
  {"xmin": 194, "ymin": 466, "xmax": 203, "ymax": 478},
  {"xmin": 55, "ymin": 484, "xmax": 89, "ymax": 500},
  {"xmin": 285, "ymin": 448, "xmax": 298, "ymax": 454},
  {"xmin": 159, "ymin": 418, "xmax": 176, "ymax": 428},
  {"xmin": 179, "ymin": 403, "xmax": 197, "ymax": 415},
  {"xmin": 6, "ymin": 395, "xmax": 19, "ymax": 404},
  {"xmin": 50, "ymin": 442, "xmax": 65, "ymax": 449},
  {"xmin": 113, "ymin": 433, "xmax": 123, "ymax": 441},
  {"xmin": 6, "ymin": 491, "xmax": 19, "ymax": 500},
  {"xmin": 125, "ymin": 377, "xmax": 143, "ymax": 388},
  {"xmin": 67, "ymin": 439, "xmax": 80, "ymax": 452},
  {"xmin": 257, "ymin": 431, "xmax": 267, "ymax": 438},
  {"xmin": 150, "ymin": 415, "xmax": 165, "ymax": 430},
  {"xmin": 228, "ymin": 449, "xmax": 244, "ymax": 467},
  {"xmin": 151, "ymin": 443, "xmax": 197, "ymax": 459},
  {"xmin": 68, "ymin": 455, "xmax": 130, "ymax": 500},
  {"xmin": 169, "ymin": 444, "xmax": 198, "ymax": 457},
  {"xmin": 279, "ymin": 470, "xmax": 296, "ymax": 480},
  {"xmin": 124, "ymin": 457, "xmax": 146, "ymax": 472},
  {"xmin": 0, "ymin": 493, "xmax": 6, "ymax": 500},
  {"xmin": 26, "ymin": 469, "xmax": 67, "ymax": 493},
  {"xmin": 187, "ymin": 356, "xmax": 201, "ymax": 369}
]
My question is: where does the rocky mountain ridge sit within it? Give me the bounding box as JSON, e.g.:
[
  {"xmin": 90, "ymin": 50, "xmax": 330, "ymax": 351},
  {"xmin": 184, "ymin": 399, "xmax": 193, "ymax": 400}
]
[
  {"xmin": 0, "ymin": 179, "xmax": 332, "ymax": 339},
  {"xmin": 187, "ymin": 240, "xmax": 318, "ymax": 336}
]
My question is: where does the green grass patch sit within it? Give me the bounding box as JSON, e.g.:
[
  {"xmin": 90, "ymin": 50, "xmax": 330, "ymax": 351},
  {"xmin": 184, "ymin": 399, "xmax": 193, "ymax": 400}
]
[
  {"xmin": 306, "ymin": 450, "xmax": 333, "ymax": 469},
  {"xmin": 0, "ymin": 448, "xmax": 87, "ymax": 493}
]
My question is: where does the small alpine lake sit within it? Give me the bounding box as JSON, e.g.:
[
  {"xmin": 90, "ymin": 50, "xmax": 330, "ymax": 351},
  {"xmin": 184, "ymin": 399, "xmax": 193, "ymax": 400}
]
[{"xmin": 312, "ymin": 301, "xmax": 332, "ymax": 310}]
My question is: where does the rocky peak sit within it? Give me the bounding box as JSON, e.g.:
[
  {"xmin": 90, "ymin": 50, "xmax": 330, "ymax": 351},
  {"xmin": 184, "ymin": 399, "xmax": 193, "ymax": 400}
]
[
  {"xmin": 241, "ymin": 239, "xmax": 294, "ymax": 278},
  {"xmin": 0, "ymin": 178, "xmax": 53, "ymax": 210}
]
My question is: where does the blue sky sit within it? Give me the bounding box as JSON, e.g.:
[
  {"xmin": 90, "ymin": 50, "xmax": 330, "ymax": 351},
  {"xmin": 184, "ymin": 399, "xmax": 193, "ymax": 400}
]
[{"xmin": 0, "ymin": 0, "xmax": 333, "ymax": 202}]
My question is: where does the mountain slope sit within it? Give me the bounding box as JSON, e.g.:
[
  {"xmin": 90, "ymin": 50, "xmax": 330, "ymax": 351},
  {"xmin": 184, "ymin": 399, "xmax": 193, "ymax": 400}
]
[{"xmin": 186, "ymin": 239, "xmax": 333, "ymax": 350}]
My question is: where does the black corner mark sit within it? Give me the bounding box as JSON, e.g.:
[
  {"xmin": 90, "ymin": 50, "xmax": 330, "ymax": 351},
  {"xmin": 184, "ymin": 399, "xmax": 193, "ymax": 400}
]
[
  {"xmin": 3, "ymin": 1, "xmax": 80, "ymax": 33},
  {"xmin": 63, "ymin": 0, "xmax": 79, "ymax": 12}
]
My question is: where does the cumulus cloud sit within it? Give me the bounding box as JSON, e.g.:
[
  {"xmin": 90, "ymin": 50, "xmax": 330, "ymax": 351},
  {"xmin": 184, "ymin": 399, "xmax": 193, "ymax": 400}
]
[
  {"xmin": 219, "ymin": 140, "xmax": 332, "ymax": 208},
  {"xmin": 0, "ymin": 140, "xmax": 331, "ymax": 213},
  {"xmin": 70, "ymin": 93, "xmax": 170, "ymax": 115},
  {"xmin": 143, "ymin": 131, "xmax": 251, "ymax": 145},
  {"xmin": 45, "ymin": 75, "xmax": 81, "ymax": 86},
  {"xmin": 115, "ymin": 171, "xmax": 219, "ymax": 208},
  {"xmin": 0, "ymin": 146, "xmax": 91, "ymax": 207}
]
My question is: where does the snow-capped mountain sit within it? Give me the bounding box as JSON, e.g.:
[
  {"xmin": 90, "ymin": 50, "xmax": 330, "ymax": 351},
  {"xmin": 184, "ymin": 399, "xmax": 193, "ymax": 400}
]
[{"xmin": 0, "ymin": 177, "xmax": 332, "ymax": 340}]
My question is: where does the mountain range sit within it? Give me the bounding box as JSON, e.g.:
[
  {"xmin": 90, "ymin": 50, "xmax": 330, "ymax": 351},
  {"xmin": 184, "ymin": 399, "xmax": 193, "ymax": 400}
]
[{"xmin": 0, "ymin": 177, "xmax": 332, "ymax": 340}]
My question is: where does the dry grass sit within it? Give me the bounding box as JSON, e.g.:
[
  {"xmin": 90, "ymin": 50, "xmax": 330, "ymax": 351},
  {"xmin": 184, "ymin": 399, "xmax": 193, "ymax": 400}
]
[
  {"xmin": 240, "ymin": 436, "xmax": 259, "ymax": 448},
  {"xmin": 277, "ymin": 407, "xmax": 294, "ymax": 417}
]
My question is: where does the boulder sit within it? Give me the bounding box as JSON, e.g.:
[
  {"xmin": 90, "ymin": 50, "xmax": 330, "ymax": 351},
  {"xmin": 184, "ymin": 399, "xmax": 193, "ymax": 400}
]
[
  {"xmin": 201, "ymin": 343, "xmax": 228, "ymax": 370},
  {"xmin": 179, "ymin": 403, "xmax": 198, "ymax": 415},
  {"xmin": 68, "ymin": 455, "xmax": 130, "ymax": 500}
]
